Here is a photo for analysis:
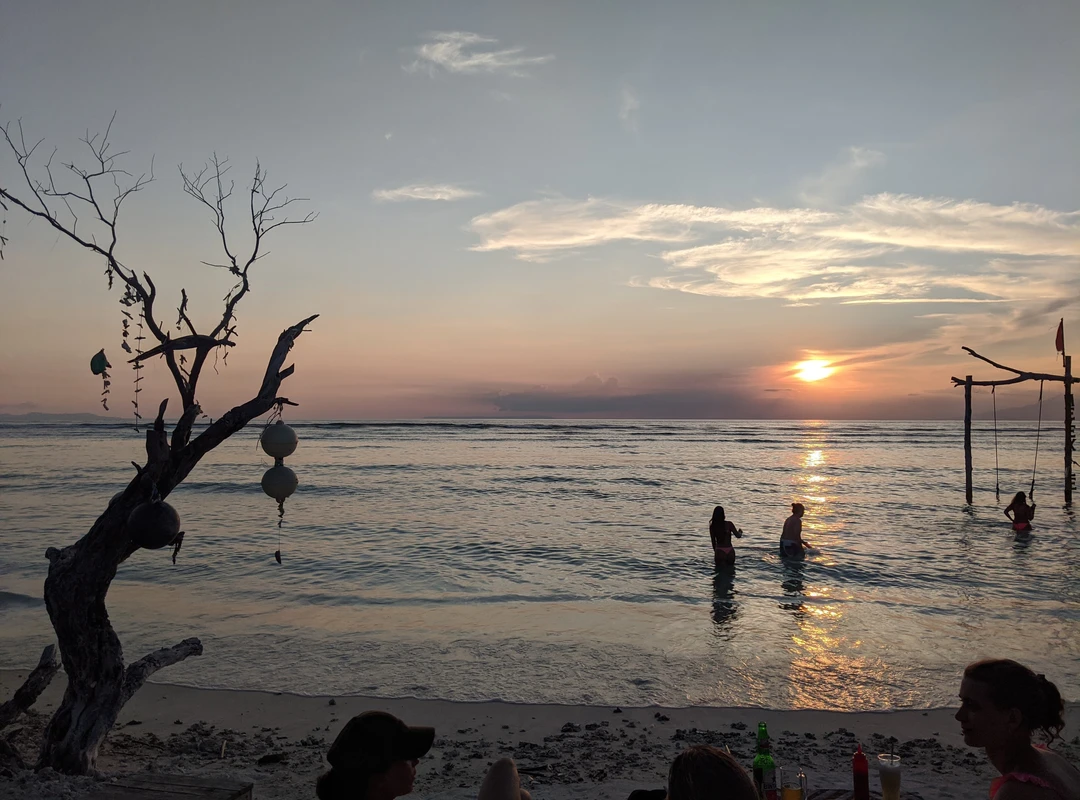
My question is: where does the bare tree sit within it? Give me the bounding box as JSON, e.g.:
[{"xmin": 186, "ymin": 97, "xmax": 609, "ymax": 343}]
[{"xmin": 0, "ymin": 114, "xmax": 317, "ymax": 775}]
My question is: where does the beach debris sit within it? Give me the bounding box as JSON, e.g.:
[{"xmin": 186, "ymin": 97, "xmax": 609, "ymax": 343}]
[
  {"xmin": 613, "ymin": 707, "xmax": 622, "ymax": 714},
  {"xmin": 560, "ymin": 722, "xmax": 581, "ymax": 733},
  {"xmin": 257, "ymin": 751, "xmax": 287, "ymax": 765},
  {"xmin": 328, "ymin": 698, "xmax": 336, "ymax": 706},
  {"xmin": 654, "ymin": 712, "xmax": 670, "ymax": 722}
]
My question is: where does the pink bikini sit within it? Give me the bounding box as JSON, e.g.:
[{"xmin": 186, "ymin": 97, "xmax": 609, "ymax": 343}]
[
  {"xmin": 990, "ymin": 748, "xmax": 1062, "ymax": 799},
  {"xmin": 990, "ymin": 772, "xmax": 1059, "ymax": 797}
]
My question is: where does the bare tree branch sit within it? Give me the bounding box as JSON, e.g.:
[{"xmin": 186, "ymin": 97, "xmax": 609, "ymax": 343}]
[
  {"xmin": 0, "ymin": 116, "xmax": 158, "ymax": 340},
  {"xmin": 130, "ymin": 334, "xmax": 234, "ymax": 363},
  {"xmin": 175, "ymin": 288, "xmax": 197, "ymax": 336},
  {"xmin": 951, "ymin": 375, "xmax": 1034, "ymax": 388},
  {"xmin": 161, "ymin": 314, "xmax": 318, "ymax": 495},
  {"xmin": 957, "ymin": 346, "xmax": 1066, "ymax": 384},
  {"xmin": 120, "ymin": 638, "xmax": 203, "ymax": 706},
  {"xmin": 0, "ymin": 645, "xmax": 59, "ymax": 730}
]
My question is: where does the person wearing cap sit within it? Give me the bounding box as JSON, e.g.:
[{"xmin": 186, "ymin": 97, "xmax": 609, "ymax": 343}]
[{"xmin": 318, "ymin": 710, "xmax": 530, "ymax": 800}]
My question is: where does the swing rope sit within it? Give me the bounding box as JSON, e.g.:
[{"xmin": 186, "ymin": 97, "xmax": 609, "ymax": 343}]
[
  {"xmin": 992, "ymin": 386, "xmax": 1000, "ymax": 501},
  {"xmin": 1030, "ymin": 380, "xmax": 1044, "ymax": 500}
]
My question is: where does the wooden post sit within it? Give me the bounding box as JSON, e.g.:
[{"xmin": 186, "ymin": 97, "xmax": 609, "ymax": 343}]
[
  {"xmin": 1066, "ymin": 355, "xmax": 1074, "ymax": 507},
  {"xmin": 965, "ymin": 375, "xmax": 973, "ymax": 505}
]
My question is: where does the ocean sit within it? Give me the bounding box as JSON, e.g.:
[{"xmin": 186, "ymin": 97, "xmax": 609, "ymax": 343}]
[{"xmin": 1, "ymin": 420, "xmax": 1076, "ymax": 711}]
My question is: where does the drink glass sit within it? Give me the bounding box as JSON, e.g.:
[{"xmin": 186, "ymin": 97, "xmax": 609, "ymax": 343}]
[
  {"xmin": 777, "ymin": 766, "xmax": 807, "ymax": 800},
  {"xmin": 878, "ymin": 754, "xmax": 901, "ymax": 800}
]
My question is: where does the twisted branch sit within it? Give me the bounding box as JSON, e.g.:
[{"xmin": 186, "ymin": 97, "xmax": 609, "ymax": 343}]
[
  {"xmin": 120, "ymin": 638, "xmax": 203, "ymax": 706},
  {"xmin": 0, "ymin": 645, "xmax": 60, "ymax": 730},
  {"xmin": 951, "ymin": 346, "xmax": 1067, "ymax": 387}
]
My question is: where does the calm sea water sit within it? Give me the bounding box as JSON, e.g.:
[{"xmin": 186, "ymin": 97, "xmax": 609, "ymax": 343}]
[{"xmin": 1, "ymin": 420, "xmax": 1077, "ymax": 711}]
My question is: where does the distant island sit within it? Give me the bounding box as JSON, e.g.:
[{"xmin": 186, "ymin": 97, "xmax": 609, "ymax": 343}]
[{"xmin": 0, "ymin": 412, "xmax": 121, "ymax": 423}]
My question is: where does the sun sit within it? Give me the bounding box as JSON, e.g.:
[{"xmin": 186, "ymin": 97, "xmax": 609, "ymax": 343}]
[{"xmin": 795, "ymin": 360, "xmax": 835, "ymax": 382}]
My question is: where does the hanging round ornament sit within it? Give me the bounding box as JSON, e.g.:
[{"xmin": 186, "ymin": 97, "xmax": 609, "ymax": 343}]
[
  {"xmin": 261, "ymin": 463, "xmax": 298, "ymax": 503},
  {"xmin": 260, "ymin": 419, "xmax": 298, "ymax": 460},
  {"xmin": 127, "ymin": 499, "xmax": 181, "ymax": 550},
  {"xmin": 259, "ymin": 411, "xmax": 300, "ymax": 564}
]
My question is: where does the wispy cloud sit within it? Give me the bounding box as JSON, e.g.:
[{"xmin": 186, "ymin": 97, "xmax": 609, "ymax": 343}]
[
  {"xmin": 619, "ymin": 86, "xmax": 640, "ymax": 132},
  {"xmin": 469, "ymin": 194, "xmax": 1080, "ymax": 306},
  {"xmin": 799, "ymin": 146, "xmax": 885, "ymax": 206},
  {"xmin": 373, "ymin": 184, "xmax": 481, "ymax": 203},
  {"xmin": 407, "ymin": 31, "xmax": 553, "ymax": 77},
  {"xmin": 470, "ymin": 198, "xmax": 827, "ymax": 260}
]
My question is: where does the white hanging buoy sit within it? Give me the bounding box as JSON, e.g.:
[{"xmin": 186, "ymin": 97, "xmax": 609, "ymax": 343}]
[
  {"xmin": 261, "ymin": 463, "xmax": 298, "ymax": 502},
  {"xmin": 260, "ymin": 419, "xmax": 298, "ymax": 460}
]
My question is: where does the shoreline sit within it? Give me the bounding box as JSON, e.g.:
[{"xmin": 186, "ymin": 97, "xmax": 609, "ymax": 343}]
[{"xmin": 5, "ymin": 670, "xmax": 1078, "ymax": 799}]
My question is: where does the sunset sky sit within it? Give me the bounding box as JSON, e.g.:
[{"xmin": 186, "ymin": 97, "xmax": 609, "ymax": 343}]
[{"xmin": 1, "ymin": 1, "xmax": 1077, "ymax": 420}]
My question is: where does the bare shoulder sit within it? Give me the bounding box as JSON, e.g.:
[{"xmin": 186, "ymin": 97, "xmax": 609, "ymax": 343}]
[
  {"xmin": 1043, "ymin": 747, "xmax": 1080, "ymax": 799},
  {"xmin": 993, "ymin": 781, "xmax": 1061, "ymax": 800}
]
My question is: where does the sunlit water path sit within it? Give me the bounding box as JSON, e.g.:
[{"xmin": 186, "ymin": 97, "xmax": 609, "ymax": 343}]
[{"xmin": 1, "ymin": 420, "xmax": 1076, "ymax": 710}]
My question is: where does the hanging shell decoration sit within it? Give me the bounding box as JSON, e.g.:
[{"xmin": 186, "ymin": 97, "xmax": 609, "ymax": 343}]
[
  {"xmin": 128, "ymin": 499, "xmax": 181, "ymax": 550},
  {"xmin": 260, "ymin": 418, "xmax": 299, "ymax": 563}
]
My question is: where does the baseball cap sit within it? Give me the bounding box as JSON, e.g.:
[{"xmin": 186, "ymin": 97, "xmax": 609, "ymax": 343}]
[{"xmin": 326, "ymin": 711, "xmax": 435, "ymax": 771}]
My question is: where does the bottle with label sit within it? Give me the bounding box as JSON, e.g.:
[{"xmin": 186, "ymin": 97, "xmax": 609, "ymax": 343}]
[
  {"xmin": 753, "ymin": 722, "xmax": 778, "ymax": 800},
  {"xmin": 852, "ymin": 743, "xmax": 870, "ymax": 800}
]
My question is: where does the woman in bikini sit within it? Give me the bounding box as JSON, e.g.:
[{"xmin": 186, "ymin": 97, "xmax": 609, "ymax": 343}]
[
  {"xmin": 709, "ymin": 506, "xmax": 742, "ymax": 566},
  {"xmin": 956, "ymin": 659, "xmax": 1080, "ymax": 799},
  {"xmin": 1005, "ymin": 491, "xmax": 1037, "ymax": 533}
]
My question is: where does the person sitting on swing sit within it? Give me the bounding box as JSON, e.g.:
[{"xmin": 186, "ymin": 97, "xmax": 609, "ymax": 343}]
[{"xmin": 1004, "ymin": 491, "xmax": 1035, "ymax": 532}]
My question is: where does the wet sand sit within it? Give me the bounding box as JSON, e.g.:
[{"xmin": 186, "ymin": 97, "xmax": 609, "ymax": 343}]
[{"xmin": 2, "ymin": 670, "xmax": 1077, "ymax": 799}]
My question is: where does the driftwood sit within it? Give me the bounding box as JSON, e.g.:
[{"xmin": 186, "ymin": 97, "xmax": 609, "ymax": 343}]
[
  {"xmin": 0, "ymin": 114, "xmax": 317, "ymax": 774},
  {"xmin": 0, "ymin": 645, "xmax": 59, "ymax": 730},
  {"xmin": 951, "ymin": 346, "xmax": 1066, "ymax": 387}
]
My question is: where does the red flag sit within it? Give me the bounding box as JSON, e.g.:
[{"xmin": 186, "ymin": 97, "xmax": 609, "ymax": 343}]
[{"xmin": 1055, "ymin": 318, "xmax": 1065, "ymax": 356}]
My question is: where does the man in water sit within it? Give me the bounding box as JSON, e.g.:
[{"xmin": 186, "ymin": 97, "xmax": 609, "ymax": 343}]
[{"xmin": 780, "ymin": 503, "xmax": 811, "ymax": 557}]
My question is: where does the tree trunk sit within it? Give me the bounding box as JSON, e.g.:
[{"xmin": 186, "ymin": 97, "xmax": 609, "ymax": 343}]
[
  {"xmin": 34, "ymin": 315, "xmax": 314, "ymax": 775},
  {"xmin": 38, "ymin": 507, "xmax": 132, "ymax": 773}
]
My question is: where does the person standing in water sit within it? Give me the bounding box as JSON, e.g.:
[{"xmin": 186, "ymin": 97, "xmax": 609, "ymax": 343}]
[
  {"xmin": 780, "ymin": 503, "xmax": 811, "ymax": 558},
  {"xmin": 1004, "ymin": 491, "xmax": 1036, "ymax": 533},
  {"xmin": 709, "ymin": 505, "xmax": 743, "ymax": 566}
]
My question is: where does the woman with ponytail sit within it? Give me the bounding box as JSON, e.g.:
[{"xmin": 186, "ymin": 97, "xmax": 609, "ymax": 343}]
[{"xmin": 956, "ymin": 660, "xmax": 1080, "ymax": 799}]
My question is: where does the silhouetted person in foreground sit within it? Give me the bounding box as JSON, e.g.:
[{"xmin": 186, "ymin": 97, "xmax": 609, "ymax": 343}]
[
  {"xmin": 780, "ymin": 502, "xmax": 811, "ymax": 558},
  {"xmin": 1005, "ymin": 491, "xmax": 1036, "ymax": 533},
  {"xmin": 667, "ymin": 745, "xmax": 758, "ymax": 800},
  {"xmin": 957, "ymin": 659, "xmax": 1080, "ymax": 799},
  {"xmin": 318, "ymin": 711, "xmax": 530, "ymax": 800},
  {"xmin": 709, "ymin": 505, "xmax": 743, "ymax": 566}
]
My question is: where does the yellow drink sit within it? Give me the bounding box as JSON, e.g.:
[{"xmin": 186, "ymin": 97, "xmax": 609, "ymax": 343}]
[
  {"xmin": 878, "ymin": 754, "xmax": 901, "ymax": 800},
  {"xmin": 781, "ymin": 788, "xmax": 803, "ymax": 800}
]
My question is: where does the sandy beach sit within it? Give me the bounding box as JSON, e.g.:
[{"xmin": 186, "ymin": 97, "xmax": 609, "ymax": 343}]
[{"xmin": 4, "ymin": 670, "xmax": 1077, "ymax": 799}]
